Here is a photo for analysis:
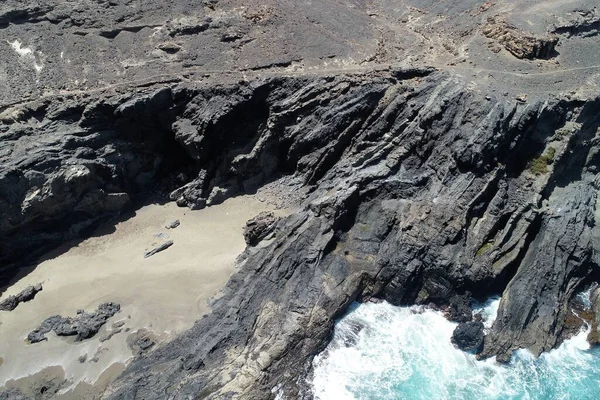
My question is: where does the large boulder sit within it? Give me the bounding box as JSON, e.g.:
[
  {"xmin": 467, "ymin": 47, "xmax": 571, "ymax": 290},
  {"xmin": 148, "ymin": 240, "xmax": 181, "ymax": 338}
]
[
  {"xmin": 243, "ymin": 212, "xmax": 279, "ymax": 246},
  {"xmin": 451, "ymin": 321, "xmax": 485, "ymax": 352}
]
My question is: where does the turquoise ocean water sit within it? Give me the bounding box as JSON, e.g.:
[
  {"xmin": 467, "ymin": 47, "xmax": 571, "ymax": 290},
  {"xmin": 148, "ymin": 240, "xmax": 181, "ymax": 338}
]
[{"xmin": 311, "ymin": 298, "xmax": 600, "ymax": 400}]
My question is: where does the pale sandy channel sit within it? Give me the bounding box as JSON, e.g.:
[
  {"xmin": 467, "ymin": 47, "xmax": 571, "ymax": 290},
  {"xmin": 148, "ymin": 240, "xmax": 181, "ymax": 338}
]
[{"xmin": 0, "ymin": 195, "xmax": 283, "ymax": 398}]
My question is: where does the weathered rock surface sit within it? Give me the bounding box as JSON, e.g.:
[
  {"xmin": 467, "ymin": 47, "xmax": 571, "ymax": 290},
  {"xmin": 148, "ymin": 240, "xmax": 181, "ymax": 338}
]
[
  {"xmin": 0, "ymin": 283, "xmax": 42, "ymax": 311},
  {"xmin": 1, "ymin": 0, "xmax": 600, "ymax": 399},
  {"xmin": 445, "ymin": 293, "xmax": 473, "ymax": 323},
  {"xmin": 552, "ymin": 9, "xmax": 600, "ymax": 38},
  {"xmin": 483, "ymin": 17, "xmax": 559, "ymax": 59},
  {"xmin": 101, "ymin": 73, "xmax": 599, "ymax": 399},
  {"xmin": 243, "ymin": 211, "xmax": 279, "ymax": 246},
  {"xmin": 588, "ymin": 287, "xmax": 600, "ymax": 344},
  {"xmin": 452, "ymin": 321, "xmax": 485, "ymax": 352},
  {"xmin": 28, "ymin": 302, "xmax": 120, "ymax": 343}
]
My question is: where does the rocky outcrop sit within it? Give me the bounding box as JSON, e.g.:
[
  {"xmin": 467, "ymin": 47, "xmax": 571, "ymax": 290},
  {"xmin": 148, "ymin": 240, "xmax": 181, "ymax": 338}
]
[
  {"xmin": 28, "ymin": 302, "xmax": 120, "ymax": 343},
  {"xmin": 483, "ymin": 17, "xmax": 559, "ymax": 59},
  {"xmin": 100, "ymin": 71, "xmax": 600, "ymax": 399},
  {"xmin": 552, "ymin": 9, "xmax": 600, "ymax": 38},
  {"xmin": 0, "ymin": 87, "xmax": 193, "ymax": 284},
  {"xmin": 244, "ymin": 212, "xmax": 279, "ymax": 246},
  {"xmin": 1, "ymin": 63, "xmax": 599, "ymax": 399},
  {"xmin": 588, "ymin": 287, "xmax": 600, "ymax": 344},
  {"xmin": 452, "ymin": 321, "xmax": 484, "ymax": 352},
  {"xmin": 445, "ymin": 293, "xmax": 473, "ymax": 323},
  {"xmin": 1, "ymin": 1, "xmax": 600, "ymax": 399},
  {"xmin": 0, "ymin": 283, "xmax": 42, "ymax": 311}
]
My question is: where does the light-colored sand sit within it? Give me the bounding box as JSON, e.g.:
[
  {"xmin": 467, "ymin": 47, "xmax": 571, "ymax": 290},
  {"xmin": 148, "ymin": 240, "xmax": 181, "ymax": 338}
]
[{"xmin": 0, "ymin": 195, "xmax": 283, "ymax": 397}]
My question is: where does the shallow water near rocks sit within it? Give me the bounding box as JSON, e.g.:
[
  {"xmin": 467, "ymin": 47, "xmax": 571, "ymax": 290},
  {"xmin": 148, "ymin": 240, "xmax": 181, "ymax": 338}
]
[{"xmin": 312, "ymin": 299, "xmax": 600, "ymax": 400}]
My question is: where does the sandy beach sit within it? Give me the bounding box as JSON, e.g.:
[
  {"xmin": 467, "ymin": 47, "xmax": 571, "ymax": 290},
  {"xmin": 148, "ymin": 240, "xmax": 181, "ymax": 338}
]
[{"xmin": 0, "ymin": 195, "xmax": 283, "ymax": 398}]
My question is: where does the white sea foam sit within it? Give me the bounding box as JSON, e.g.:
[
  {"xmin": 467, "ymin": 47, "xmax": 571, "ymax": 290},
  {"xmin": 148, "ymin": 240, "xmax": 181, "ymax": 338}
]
[{"xmin": 312, "ymin": 299, "xmax": 600, "ymax": 400}]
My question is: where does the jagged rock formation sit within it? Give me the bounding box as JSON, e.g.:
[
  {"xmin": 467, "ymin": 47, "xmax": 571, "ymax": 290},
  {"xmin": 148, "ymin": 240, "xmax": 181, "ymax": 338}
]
[
  {"xmin": 1, "ymin": 0, "xmax": 600, "ymax": 399},
  {"xmin": 552, "ymin": 8, "xmax": 600, "ymax": 38},
  {"xmin": 482, "ymin": 17, "xmax": 559, "ymax": 59},
  {"xmin": 0, "ymin": 86, "xmax": 189, "ymax": 281},
  {"xmin": 27, "ymin": 302, "xmax": 120, "ymax": 343},
  {"xmin": 0, "ymin": 283, "xmax": 42, "ymax": 311},
  {"xmin": 100, "ymin": 72, "xmax": 598, "ymax": 399},
  {"xmin": 589, "ymin": 287, "xmax": 600, "ymax": 344},
  {"xmin": 445, "ymin": 293, "xmax": 473, "ymax": 323}
]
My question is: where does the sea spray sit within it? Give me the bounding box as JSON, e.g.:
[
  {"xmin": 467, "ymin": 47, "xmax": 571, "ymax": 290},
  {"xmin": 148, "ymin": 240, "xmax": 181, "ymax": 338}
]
[{"xmin": 312, "ymin": 299, "xmax": 600, "ymax": 400}]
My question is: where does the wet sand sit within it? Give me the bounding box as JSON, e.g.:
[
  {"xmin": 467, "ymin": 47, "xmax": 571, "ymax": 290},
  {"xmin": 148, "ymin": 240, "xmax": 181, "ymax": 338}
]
[{"xmin": 0, "ymin": 195, "xmax": 283, "ymax": 397}]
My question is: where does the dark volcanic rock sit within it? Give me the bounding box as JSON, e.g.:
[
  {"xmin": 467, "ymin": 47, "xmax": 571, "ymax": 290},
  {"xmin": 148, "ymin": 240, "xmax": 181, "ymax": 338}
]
[
  {"xmin": 1, "ymin": 0, "xmax": 599, "ymax": 399},
  {"xmin": 28, "ymin": 302, "xmax": 120, "ymax": 343},
  {"xmin": 27, "ymin": 315, "xmax": 66, "ymax": 344},
  {"xmin": 588, "ymin": 287, "xmax": 600, "ymax": 345},
  {"xmin": 144, "ymin": 241, "xmax": 174, "ymax": 258},
  {"xmin": 0, "ymin": 283, "xmax": 42, "ymax": 311},
  {"xmin": 446, "ymin": 293, "xmax": 473, "ymax": 323},
  {"xmin": 243, "ymin": 212, "xmax": 278, "ymax": 246},
  {"xmin": 452, "ymin": 321, "xmax": 485, "ymax": 352},
  {"xmin": 103, "ymin": 72, "xmax": 600, "ymax": 399},
  {"xmin": 552, "ymin": 9, "xmax": 600, "ymax": 38}
]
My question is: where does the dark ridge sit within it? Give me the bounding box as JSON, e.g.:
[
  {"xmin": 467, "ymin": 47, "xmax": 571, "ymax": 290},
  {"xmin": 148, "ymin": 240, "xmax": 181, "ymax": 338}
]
[
  {"xmin": 99, "ymin": 25, "xmax": 162, "ymax": 39},
  {"xmin": 246, "ymin": 60, "xmax": 298, "ymax": 71}
]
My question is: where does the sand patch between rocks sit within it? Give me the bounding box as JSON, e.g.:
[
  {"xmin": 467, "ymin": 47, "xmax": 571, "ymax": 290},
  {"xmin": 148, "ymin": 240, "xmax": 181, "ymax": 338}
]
[{"xmin": 0, "ymin": 195, "xmax": 284, "ymax": 397}]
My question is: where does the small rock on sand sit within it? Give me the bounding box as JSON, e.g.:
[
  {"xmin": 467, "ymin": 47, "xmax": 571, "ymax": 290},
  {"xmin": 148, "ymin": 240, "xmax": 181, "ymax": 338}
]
[
  {"xmin": 165, "ymin": 220, "xmax": 180, "ymax": 229},
  {"xmin": 144, "ymin": 241, "xmax": 174, "ymax": 258}
]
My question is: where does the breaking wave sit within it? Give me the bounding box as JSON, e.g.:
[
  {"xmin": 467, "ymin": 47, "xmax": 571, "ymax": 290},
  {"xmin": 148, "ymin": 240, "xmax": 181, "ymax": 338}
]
[{"xmin": 312, "ymin": 298, "xmax": 600, "ymax": 400}]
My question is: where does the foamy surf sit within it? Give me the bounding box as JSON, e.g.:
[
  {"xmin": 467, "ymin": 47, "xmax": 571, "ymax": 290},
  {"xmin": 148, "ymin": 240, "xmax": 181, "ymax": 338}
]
[{"xmin": 311, "ymin": 299, "xmax": 600, "ymax": 400}]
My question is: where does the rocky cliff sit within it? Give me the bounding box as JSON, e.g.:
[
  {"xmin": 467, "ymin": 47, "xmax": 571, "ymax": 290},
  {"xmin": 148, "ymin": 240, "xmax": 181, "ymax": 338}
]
[{"xmin": 1, "ymin": 0, "xmax": 600, "ymax": 399}]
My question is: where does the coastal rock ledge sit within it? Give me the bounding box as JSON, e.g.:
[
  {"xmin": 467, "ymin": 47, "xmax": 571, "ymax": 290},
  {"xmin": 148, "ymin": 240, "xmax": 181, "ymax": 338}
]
[{"xmin": 0, "ymin": 0, "xmax": 599, "ymax": 399}]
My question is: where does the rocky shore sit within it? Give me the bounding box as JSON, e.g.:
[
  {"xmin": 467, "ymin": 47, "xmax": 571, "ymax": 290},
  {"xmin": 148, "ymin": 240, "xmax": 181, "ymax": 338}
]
[{"xmin": 1, "ymin": 0, "xmax": 600, "ymax": 399}]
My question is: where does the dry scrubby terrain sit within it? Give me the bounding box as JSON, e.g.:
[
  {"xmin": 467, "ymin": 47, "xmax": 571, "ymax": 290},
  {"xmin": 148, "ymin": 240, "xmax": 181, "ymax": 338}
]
[{"xmin": 1, "ymin": 0, "xmax": 600, "ymax": 399}]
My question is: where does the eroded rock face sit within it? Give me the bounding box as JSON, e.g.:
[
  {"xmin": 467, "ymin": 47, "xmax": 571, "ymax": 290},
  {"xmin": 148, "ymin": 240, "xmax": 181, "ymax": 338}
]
[
  {"xmin": 552, "ymin": 9, "xmax": 600, "ymax": 38},
  {"xmin": 482, "ymin": 17, "xmax": 559, "ymax": 59},
  {"xmin": 0, "ymin": 87, "xmax": 192, "ymax": 283},
  {"xmin": 2, "ymin": 67, "xmax": 599, "ymax": 400},
  {"xmin": 101, "ymin": 72, "xmax": 600, "ymax": 400},
  {"xmin": 1, "ymin": 0, "xmax": 600, "ymax": 399}
]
